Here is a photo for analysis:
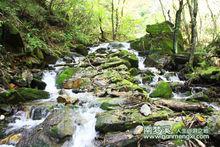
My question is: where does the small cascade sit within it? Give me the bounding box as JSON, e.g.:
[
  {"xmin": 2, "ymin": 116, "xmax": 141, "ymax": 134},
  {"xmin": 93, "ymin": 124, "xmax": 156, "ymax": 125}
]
[{"xmin": 2, "ymin": 42, "xmax": 220, "ymax": 147}]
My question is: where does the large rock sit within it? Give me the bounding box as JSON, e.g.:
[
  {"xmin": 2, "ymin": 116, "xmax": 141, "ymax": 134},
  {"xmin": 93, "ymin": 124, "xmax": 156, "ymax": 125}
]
[
  {"xmin": 1, "ymin": 22, "xmax": 25, "ymax": 54},
  {"xmin": 30, "ymin": 78, "xmax": 47, "ymax": 90},
  {"xmin": 17, "ymin": 108, "xmax": 75, "ymax": 147},
  {"xmin": 188, "ymin": 66, "xmax": 220, "ymax": 86},
  {"xmin": 30, "ymin": 106, "xmax": 49, "ymax": 120},
  {"xmin": 0, "ymin": 88, "xmax": 49, "ymax": 104},
  {"xmin": 98, "ymin": 132, "xmax": 138, "ymax": 147},
  {"xmin": 96, "ymin": 108, "xmax": 173, "ymax": 133},
  {"xmin": 130, "ymin": 21, "xmax": 184, "ymax": 68},
  {"xmin": 110, "ymin": 50, "xmax": 139, "ymax": 68},
  {"xmin": 149, "ymin": 82, "xmax": 173, "ymax": 98},
  {"xmin": 71, "ymin": 44, "xmax": 88, "ymax": 56},
  {"xmin": 56, "ymin": 67, "xmax": 78, "ymax": 87},
  {"xmin": 130, "ymin": 21, "xmax": 184, "ymax": 53},
  {"xmin": 57, "ymin": 95, "xmax": 78, "ymax": 105}
]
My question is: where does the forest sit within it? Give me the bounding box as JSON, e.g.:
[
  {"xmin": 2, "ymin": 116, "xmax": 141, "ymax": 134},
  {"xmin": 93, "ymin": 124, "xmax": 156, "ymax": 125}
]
[{"xmin": 0, "ymin": 0, "xmax": 220, "ymax": 146}]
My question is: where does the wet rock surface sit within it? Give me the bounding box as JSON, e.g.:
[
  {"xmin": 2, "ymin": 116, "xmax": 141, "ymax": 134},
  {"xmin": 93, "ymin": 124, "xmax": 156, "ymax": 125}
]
[{"xmin": 0, "ymin": 42, "xmax": 219, "ymax": 147}]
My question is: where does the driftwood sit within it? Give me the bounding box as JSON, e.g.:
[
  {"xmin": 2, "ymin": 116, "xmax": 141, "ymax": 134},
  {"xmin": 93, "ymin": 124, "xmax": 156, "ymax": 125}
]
[{"xmin": 154, "ymin": 99, "xmax": 207, "ymax": 112}]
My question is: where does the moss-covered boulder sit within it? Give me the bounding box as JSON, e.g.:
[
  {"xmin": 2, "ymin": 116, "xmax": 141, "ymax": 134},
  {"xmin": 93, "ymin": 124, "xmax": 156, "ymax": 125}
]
[
  {"xmin": 130, "ymin": 21, "xmax": 184, "ymax": 68},
  {"xmin": 188, "ymin": 66, "xmax": 220, "ymax": 86},
  {"xmin": 96, "ymin": 108, "xmax": 173, "ymax": 133},
  {"xmin": 149, "ymin": 82, "xmax": 173, "ymax": 98},
  {"xmin": 1, "ymin": 22, "xmax": 25, "ymax": 54},
  {"xmin": 130, "ymin": 21, "xmax": 184, "ymax": 53},
  {"xmin": 71, "ymin": 44, "xmax": 88, "ymax": 56},
  {"xmin": 17, "ymin": 108, "xmax": 75, "ymax": 147},
  {"xmin": 110, "ymin": 50, "xmax": 139, "ymax": 68},
  {"xmin": 0, "ymin": 88, "xmax": 49, "ymax": 104},
  {"xmin": 56, "ymin": 67, "xmax": 78, "ymax": 87},
  {"xmin": 101, "ymin": 57, "xmax": 131, "ymax": 69}
]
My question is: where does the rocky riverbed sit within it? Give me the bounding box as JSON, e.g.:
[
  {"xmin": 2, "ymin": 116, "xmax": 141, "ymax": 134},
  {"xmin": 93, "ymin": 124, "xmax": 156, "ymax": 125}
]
[{"xmin": 0, "ymin": 42, "xmax": 220, "ymax": 147}]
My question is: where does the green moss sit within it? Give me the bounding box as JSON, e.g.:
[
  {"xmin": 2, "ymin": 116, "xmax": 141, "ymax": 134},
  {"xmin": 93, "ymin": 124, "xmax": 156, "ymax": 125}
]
[
  {"xmin": 96, "ymin": 108, "xmax": 174, "ymax": 133},
  {"xmin": 117, "ymin": 79, "xmax": 145, "ymax": 92},
  {"xmin": 101, "ymin": 57, "xmax": 131, "ymax": 69},
  {"xmin": 0, "ymin": 88, "xmax": 49, "ymax": 104},
  {"xmin": 111, "ymin": 50, "xmax": 138, "ymax": 68},
  {"xmin": 146, "ymin": 21, "xmax": 173, "ymax": 35},
  {"xmin": 49, "ymin": 126, "xmax": 59, "ymax": 138},
  {"xmin": 56, "ymin": 67, "xmax": 78, "ymax": 86},
  {"xmin": 149, "ymin": 81, "xmax": 173, "ymax": 98},
  {"xmin": 129, "ymin": 68, "xmax": 139, "ymax": 76},
  {"xmin": 130, "ymin": 21, "xmax": 184, "ymax": 54}
]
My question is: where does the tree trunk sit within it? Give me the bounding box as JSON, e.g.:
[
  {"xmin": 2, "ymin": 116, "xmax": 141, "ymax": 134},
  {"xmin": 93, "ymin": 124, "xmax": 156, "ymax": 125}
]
[
  {"xmin": 187, "ymin": 0, "xmax": 198, "ymax": 67},
  {"xmin": 205, "ymin": 0, "xmax": 217, "ymax": 40},
  {"xmin": 182, "ymin": 7, "xmax": 191, "ymax": 45},
  {"xmin": 173, "ymin": 0, "xmax": 184, "ymax": 54},
  {"xmin": 159, "ymin": 0, "xmax": 167, "ymax": 21},
  {"xmin": 111, "ymin": 0, "xmax": 115, "ymax": 40}
]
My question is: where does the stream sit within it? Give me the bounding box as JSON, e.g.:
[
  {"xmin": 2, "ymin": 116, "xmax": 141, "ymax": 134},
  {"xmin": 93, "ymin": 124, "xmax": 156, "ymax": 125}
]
[{"xmin": 1, "ymin": 42, "xmax": 220, "ymax": 147}]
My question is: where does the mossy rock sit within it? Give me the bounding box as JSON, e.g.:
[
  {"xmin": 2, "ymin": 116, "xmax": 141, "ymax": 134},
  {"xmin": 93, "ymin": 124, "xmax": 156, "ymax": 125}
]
[
  {"xmin": 111, "ymin": 50, "xmax": 139, "ymax": 68},
  {"xmin": 96, "ymin": 108, "xmax": 173, "ymax": 133},
  {"xmin": 101, "ymin": 57, "xmax": 131, "ymax": 69},
  {"xmin": 149, "ymin": 82, "xmax": 173, "ymax": 98},
  {"xmin": 130, "ymin": 21, "xmax": 184, "ymax": 54},
  {"xmin": 72, "ymin": 44, "xmax": 88, "ymax": 56},
  {"xmin": 0, "ymin": 88, "xmax": 49, "ymax": 104},
  {"xmin": 56, "ymin": 67, "xmax": 78, "ymax": 87},
  {"xmin": 146, "ymin": 21, "xmax": 173, "ymax": 36},
  {"xmin": 187, "ymin": 66, "xmax": 220, "ymax": 85}
]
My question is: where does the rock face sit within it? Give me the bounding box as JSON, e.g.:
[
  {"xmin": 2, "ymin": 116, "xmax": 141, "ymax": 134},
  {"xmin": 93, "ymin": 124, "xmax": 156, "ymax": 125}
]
[
  {"xmin": 0, "ymin": 88, "xmax": 49, "ymax": 104},
  {"xmin": 17, "ymin": 108, "xmax": 75, "ymax": 147},
  {"xmin": 149, "ymin": 82, "xmax": 172, "ymax": 98}
]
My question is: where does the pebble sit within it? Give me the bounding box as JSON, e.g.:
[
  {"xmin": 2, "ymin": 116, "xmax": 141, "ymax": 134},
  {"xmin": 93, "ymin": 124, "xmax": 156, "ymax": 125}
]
[
  {"xmin": 133, "ymin": 125, "xmax": 144, "ymax": 135},
  {"xmin": 140, "ymin": 104, "xmax": 151, "ymax": 116}
]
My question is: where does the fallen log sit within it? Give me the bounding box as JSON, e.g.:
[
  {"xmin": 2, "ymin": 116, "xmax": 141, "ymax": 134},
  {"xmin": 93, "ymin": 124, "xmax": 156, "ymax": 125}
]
[{"xmin": 154, "ymin": 99, "xmax": 207, "ymax": 112}]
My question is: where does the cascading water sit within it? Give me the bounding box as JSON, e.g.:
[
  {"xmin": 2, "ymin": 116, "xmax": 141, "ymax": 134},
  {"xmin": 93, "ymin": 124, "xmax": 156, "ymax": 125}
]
[{"xmin": 2, "ymin": 42, "xmax": 220, "ymax": 147}]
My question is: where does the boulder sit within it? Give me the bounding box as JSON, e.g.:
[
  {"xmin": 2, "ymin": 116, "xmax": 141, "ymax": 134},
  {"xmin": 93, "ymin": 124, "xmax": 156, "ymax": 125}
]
[
  {"xmin": 149, "ymin": 82, "xmax": 173, "ymax": 98},
  {"xmin": 63, "ymin": 78, "xmax": 91, "ymax": 91},
  {"xmin": 30, "ymin": 78, "xmax": 47, "ymax": 90},
  {"xmin": 0, "ymin": 88, "xmax": 49, "ymax": 104},
  {"xmin": 130, "ymin": 21, "xmax": 185, "ymax": 68},
  {"xmin": 71, "ymin": 44, "xmax": 88, "ymax": 56},
  {"xmin": 56, "ymin": 67, "xmax": 78, "ymax": 87},
  {"xmin": 188, "ymin": 66, "xmax": 220, "ymax": 86},
  {"xmin": 96, "ymin": 108, "xmax": 173, "ymax": 133},
  {"xmin": 101, "ymin": 57, "xmax": 131, "ymax": 69},
  {"xmin": 17, "ymin": 108, "xmax": 75, "ymax": 147},
  {"xmin": 110, "ymin": 50, "xmax": 139, "ymax": 68},
  {"xmin": 57, "ymin": 95, "xmax": 78, "ymax": 105},
  {"xmin": 108, "ymin": 42, "xmax": 125, "ymax": 49},
  {"xmin": 30, "ymin": 106, "xmax": 49, "ymax": 120},
  {"xmin": 99, "ymin": 132, "xmax": 138, "ymax": 147},
  {"xmin": 1, "ymin": 22, "xmax": 25, "ymax": 54}
]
